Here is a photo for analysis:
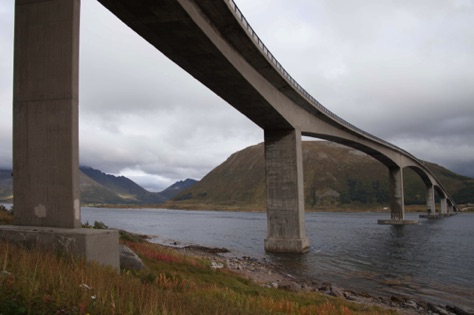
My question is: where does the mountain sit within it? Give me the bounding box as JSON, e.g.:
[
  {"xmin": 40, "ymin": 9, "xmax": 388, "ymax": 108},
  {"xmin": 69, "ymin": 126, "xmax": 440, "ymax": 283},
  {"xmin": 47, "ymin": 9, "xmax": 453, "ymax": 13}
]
[
  {"xmin": 0, "ymin": 167, "xmax": 197, "ymax": 205},
  {"xmin": 164, "ymin": 141, "xmax": 474, "ymax": 210},
  {"xmin": 159, "ymin": 179, "xmax": 198, "ymax": 200},
  {"xmin": 80, "ymin": 166, "xmax": 168, "ymax": 205}
]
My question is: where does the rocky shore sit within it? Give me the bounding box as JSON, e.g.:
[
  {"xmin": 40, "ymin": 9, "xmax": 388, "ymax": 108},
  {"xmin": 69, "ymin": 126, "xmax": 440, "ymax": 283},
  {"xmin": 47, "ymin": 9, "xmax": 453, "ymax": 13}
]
[
  {"xmin": 173, "ymin": 244, "xmax": 473, "ymax": 315},
  {"xmin": 117, "ymin": 227, "xmax": 472, "ymax": 315}
]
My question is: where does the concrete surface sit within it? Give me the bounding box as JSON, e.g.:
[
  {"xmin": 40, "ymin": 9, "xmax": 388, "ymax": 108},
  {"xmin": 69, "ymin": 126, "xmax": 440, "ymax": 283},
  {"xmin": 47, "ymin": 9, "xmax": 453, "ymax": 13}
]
[
  {"xmin": 0, "ymin": 225, "xmax": 120, "ymax": 271},
  {"xmin": 13, "ymin": 0, "xmax": 81, "ymax": 228},
  {"xmin": 264, "ymin": 129, "xmax": 309, "ymax": 253}
]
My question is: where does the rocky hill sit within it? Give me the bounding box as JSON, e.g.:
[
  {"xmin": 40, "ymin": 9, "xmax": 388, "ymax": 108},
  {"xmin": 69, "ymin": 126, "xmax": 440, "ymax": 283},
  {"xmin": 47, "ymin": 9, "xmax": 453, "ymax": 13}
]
[
  {"xmin": 164, "ymin": 141, "xmax": 474, "ymax": 211},
  {"xmin": 159, "ymin": 179, "xmax": 198, "ymax": 200}
]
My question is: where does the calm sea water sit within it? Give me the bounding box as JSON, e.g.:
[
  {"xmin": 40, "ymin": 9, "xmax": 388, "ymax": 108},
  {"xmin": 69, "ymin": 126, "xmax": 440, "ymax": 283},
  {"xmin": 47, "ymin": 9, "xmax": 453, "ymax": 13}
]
[{"xmin": 3, "ymin": 204, "xmax": 472, "ymax": 309}]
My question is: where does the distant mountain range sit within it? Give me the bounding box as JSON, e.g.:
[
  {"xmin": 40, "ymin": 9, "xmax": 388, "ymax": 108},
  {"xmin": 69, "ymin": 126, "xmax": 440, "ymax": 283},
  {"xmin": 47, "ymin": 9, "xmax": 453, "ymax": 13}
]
[
  {"xmin": 0, "ymin": 167, "xmax": 197, "ymax": 205},
  {"xmin": 163, "ymin": 141, "xmax": 474, "ymax": 210},
  {"xmin": 1, "ymin": 141, "xmax": 472, "ymax": 209}
]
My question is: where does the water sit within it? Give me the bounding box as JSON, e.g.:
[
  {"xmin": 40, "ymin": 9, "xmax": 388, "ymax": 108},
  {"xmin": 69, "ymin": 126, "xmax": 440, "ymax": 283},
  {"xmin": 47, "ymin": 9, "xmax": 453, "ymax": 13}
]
[{"xmin": 5, "ymin": 203, "xmax": 473, "ymax": 309}]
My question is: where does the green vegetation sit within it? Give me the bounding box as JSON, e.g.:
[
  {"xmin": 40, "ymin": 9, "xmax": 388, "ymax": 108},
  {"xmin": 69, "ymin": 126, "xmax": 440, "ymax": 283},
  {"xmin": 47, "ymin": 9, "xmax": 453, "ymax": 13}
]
[{"xmin": 0, "ymin": 230, "xmax": 397, "ymax": 315}]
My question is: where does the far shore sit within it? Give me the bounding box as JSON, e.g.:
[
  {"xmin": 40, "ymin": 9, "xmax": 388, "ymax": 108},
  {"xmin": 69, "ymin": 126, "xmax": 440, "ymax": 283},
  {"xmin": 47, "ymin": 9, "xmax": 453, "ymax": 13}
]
[
  {"xmin": 5, "ymin": 201, "xmax": 471, "ymax": 213},
  {"xmin": 80, "ymin": 203, "xmax": 474, "ymax": 214}
]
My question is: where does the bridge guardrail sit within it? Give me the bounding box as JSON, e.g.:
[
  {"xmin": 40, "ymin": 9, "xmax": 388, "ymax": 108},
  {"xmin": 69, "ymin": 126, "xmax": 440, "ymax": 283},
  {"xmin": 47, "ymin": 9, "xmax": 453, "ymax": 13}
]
[
  {"xmin": 227, "ymin": 0, "xmax": 387, "ymax": 145},
  {"xmin": 226, "ymin": 0, "xmax": 457, "ymax": 209}
]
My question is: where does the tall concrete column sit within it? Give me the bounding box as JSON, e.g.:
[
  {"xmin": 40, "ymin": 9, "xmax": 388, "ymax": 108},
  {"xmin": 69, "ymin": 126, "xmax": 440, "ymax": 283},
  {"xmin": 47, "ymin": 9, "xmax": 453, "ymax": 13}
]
[
  {"xmin": 389, "ymin": 167, "xmax": 405, "ymax": 220},
  {"xmin": 264, "ymin": 129, "xmax": 309, "ymax": 253},
  {"xmin": 440, "ymin": 197, "xmax": 447, "ymax": 215},
  {"xmin": 13, "ymin": 0, "xmax": 81, "ymax": 228},
  {"xmin": 379, "ymin": 167, "xmax": 417, "ymax": 224},
  {"xmin": 1, "ymin": 0, "xmax": 120, "ymax": 270},
  {"xmin": 447, "ymin": 201, "xmax": 454, "ymax": 214},
  {"xmin": 426, "ymin": 184, "xmax": 436, "ymax": 215}
]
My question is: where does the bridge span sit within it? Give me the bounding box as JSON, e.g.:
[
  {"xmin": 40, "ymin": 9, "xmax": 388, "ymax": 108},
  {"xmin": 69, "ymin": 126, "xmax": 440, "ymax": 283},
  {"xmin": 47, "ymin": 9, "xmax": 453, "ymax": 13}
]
[
  {"xmin": 95, "ymin": 0, "xmax": 459, "ymax": 251},
  {"xmin": 2, "ymin": 0, "xmax": 458, "ymax": 263}
]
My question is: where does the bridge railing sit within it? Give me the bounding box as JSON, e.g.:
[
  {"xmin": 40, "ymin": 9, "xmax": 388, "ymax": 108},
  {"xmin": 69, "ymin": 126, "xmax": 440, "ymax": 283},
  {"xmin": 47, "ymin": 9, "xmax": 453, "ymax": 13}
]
[
  {"xmin": 226, "ymin": 0, "xmax": 458, "ymax": 207},
  {"xmin": 227, "ymin": 1, "xmax": 429, "ymax": 159},
  {"xmin": 227, "ymin": 1, "xmax": 391, "ymax": 145}
]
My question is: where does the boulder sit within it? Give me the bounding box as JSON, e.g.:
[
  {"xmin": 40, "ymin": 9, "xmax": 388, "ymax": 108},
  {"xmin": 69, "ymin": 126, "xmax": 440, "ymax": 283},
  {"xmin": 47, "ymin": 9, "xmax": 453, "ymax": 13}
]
[{"xmin": 119, "ymin": 245, "xmax": 145, "ymax": 271}]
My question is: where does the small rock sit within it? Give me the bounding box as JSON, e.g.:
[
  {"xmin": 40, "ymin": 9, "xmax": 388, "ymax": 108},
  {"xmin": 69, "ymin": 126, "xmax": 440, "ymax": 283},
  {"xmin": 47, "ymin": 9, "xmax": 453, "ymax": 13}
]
[
  {"xmin": 211, "ymin": 261, "xmax": 224, "ymax": 269},
  {"xmin": 318, "ymin": 283, "xmax": 331, "ymax": 293},
  {"xmin": 329, "ymin": 285, "xmax": 345, "ymax": 298},
  {"xmin": 405, "ymin": 300, "xmax": 419, "ymax": 309},
  {"xmin": 428, "ymin": 303, "xmax": 449, "ymax": 315},
  {"xmin": 279, "ymin": 281, "xmax": 301, "ymax": 292},
  {"xmin": 446, "ymin": 305, "xmax": 474, "ymax": 315},
  {"xmin": 343, "ymin": 291, "xmax": 354, "ymax": 300}
]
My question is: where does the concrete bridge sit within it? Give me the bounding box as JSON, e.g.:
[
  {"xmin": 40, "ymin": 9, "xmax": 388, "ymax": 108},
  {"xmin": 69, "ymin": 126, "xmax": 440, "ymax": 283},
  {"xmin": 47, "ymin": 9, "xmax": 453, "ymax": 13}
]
[{"xmin": 1, "ymin": 0, "xmax": 458, "ymax": 266}]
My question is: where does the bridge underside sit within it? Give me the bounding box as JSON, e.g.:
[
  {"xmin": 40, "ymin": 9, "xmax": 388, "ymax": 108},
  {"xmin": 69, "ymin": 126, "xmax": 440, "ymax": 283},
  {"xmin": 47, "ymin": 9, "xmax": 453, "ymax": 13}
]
[{"xmin": 97, "ymin": 0, "xmax": 293, "ymax": 131}]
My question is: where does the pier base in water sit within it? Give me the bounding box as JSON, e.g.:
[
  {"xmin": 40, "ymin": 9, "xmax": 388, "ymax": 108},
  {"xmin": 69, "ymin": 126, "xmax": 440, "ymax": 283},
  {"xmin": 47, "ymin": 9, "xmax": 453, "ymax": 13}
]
[
  {"xmin": 377, "ymin": 219, "xmax": 419, "ymax": 225},
  {"xmin": 264, "ymin": 237, "xmax": 310, "ymax": 253},
  {"xmin": 419, "ymin": 213, "xmax": 458, "ymax": 219}
]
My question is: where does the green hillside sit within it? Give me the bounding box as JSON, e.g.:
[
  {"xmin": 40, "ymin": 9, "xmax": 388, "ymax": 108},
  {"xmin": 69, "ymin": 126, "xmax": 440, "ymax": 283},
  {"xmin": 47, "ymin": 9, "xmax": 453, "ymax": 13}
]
[{"xmin": 165, "ymin": 141, "xmax": 473, "ymax": 211}]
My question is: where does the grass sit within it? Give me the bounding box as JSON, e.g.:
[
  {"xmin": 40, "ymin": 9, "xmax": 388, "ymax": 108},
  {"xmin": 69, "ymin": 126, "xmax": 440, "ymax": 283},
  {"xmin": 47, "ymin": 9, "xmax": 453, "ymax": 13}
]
[
  {"xmin": 0, "ymin": 205, "xmax": 13, "ymax": 225},
  {"xmin": 0, "ymin": 221, "xmax": 399, "ymax": 314}
]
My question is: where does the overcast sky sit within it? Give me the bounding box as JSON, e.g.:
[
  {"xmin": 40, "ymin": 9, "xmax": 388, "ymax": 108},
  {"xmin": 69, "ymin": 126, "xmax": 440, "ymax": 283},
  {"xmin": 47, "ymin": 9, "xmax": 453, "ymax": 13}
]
[{"xmin": 1, "ymin": 0, "xmax": 473, "ymax": 192}]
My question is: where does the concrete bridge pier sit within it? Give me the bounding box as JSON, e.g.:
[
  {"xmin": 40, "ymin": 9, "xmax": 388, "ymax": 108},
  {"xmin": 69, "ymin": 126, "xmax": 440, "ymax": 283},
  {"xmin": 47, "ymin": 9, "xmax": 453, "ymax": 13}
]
[
  {"xmin": 419, "ymin": 184, "xmax": 449, "ymax": 219},
  {"xmin": 378, "ymin": 167, "xmax": 418, "ymax": 225},
  {"xmin": 426, "ymin": 184, "xmax": 436, "ymax": 216},
  {"xmin": 440, "ymin": 197, "xmax": 448, "ymax": 215},
  {"xmin": 263, "ymin": 129, "xmax": 309, "ymax": 253},
  {"xmin": 447, "ymin": 201, "xmax": 455, "ymax": 214},
  {"xmin": 418, "ymin": 184, "xmax": 443, "ymax": 219},
  {"xmin": 0, "ymin": 0, "xmax": 119, "ymax": 270}
]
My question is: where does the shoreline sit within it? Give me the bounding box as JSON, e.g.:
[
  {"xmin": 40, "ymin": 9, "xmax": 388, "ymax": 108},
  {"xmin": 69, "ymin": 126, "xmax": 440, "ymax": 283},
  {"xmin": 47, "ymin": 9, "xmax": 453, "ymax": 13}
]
[
  {"xmin": 83, "ymin": 203, "xmax": 434, "ymax": 213},
  {"xmin": 165, "ymin": 241, "xmax": 473, "ymax": 315}
]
